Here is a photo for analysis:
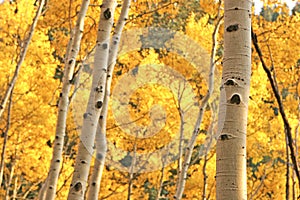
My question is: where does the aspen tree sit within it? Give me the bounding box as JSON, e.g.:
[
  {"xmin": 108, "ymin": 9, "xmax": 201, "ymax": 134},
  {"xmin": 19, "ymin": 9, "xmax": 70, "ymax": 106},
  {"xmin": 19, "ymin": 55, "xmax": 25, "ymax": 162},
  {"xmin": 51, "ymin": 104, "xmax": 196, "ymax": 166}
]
[
  {"xmin": 86, "ymin": 1, "xmax": 131, "ymax": 199},
  {"xmin": 67, "ymin": 1, "xmax": 116, "ymax": 199},
  {"xmin": 174, "ymin": 6, "xmax": 223, "ymax": 198},
  {"xmin": 0, "ymin": 0, "xmax": 45, "ymax": 119},
  {"xmin": 0, "ymin": 0, "xmax": 45, "ymax": 187},
  {"xmin": 0, "ymin": 92, "xmax": 12, "ymax": 198},
  {"xmin": 216, "ymin": 0, "xmax": 251, "ymax": 199},
  {"xmin": 38, "ymin": 0, "xmax": 90, "ymax": 199}
]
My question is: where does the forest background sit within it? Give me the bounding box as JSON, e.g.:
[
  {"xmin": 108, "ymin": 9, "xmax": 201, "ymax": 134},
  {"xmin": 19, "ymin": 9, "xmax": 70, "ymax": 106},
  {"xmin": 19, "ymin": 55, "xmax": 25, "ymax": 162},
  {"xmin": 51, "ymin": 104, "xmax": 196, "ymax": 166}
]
[{"xmin": 0, "ymin": 0, "xmax": 300, "ymax": 199}]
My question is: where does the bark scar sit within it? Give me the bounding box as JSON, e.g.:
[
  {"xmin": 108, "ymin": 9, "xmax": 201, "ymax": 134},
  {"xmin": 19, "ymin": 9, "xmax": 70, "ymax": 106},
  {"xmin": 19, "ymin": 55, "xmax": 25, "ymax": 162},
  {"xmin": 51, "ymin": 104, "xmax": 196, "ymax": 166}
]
[{"xmin": 226, "ymin": 24, "xmax": 239, "ymax": 32}]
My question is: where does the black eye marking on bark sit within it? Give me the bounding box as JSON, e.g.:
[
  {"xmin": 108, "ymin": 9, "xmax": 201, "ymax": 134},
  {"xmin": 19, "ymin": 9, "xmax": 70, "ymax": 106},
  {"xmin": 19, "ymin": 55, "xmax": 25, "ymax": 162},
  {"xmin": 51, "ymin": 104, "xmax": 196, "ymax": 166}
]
[
  {"xmin": 83, "ymin": 112, "xmax": 91, "ymax": 119},
  {"xmin": 97, "ymin": 153, "xmax": 103, "ymax": 160},
  {"xmin": 95, "ymin": 101, "xmax": 103, "ymax": 109},
  {"xmin": 102, "ymin": 43, "xmax": 108, "ymax": 49},
  {"xmin": 225, "ymin": 79, "xmax": 235, "ymax": 86},
  {"xmin": 220, "ymin": 134, "xmax": 229, "ymax": 140},
  {"xmin": 103, "ymin": 8, "xmax": 111, "ymax": 19},
  {"xmin": 226, "ymin": 24, "xmax": 239, "ymax": 32},
  {"xmin": 83, "ymin": 113, "xmax": 88, "ymax": 119},
  {"xmin": 95, "ymin": 86, "xmax": 103, "ymax": 93},
  {"xmin": 74, "ymin": 182, "xmax": 82, "ymax": 192},
  {"xmin": 230, "ymin": 94, "xmax": 241, "ymax": 104}
]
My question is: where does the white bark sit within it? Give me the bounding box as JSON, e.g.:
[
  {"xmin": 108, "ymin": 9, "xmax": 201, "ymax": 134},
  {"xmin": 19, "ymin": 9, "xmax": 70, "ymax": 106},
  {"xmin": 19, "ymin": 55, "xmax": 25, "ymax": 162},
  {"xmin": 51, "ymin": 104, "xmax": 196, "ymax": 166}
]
[
  {"xmin": 67, "ymin": 1, "xmax": 116, "ymax": 199},
  {"xmin": 216, "ymin": 0, "xmax": 251, "ymax": 199},
  {"xmin": 39, "ymin": 1, "xmax": 90, "ymax": 199},
  {"xmin": 86, "ymin": 1, "xmax": 131, "ymax": 199}
]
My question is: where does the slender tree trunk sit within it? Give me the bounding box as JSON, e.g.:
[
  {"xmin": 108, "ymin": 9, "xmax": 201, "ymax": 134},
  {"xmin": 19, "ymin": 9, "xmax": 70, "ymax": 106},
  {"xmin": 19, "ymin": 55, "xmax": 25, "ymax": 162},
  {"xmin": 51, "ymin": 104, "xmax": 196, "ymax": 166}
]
[
  {"xmin": 216, "ymin": 0, "xmax": 251, "ymax": 199},
  {"xmin": 86, "ymin": 1, "xmax": 131, "ymax": 199},
  {"xmin": 67, "ymin": 1, "xmax": 116, "ymax": 199},
  {"xmin": 12, "ymin": 176, "xmax": 17, "ymax": 200},
  {"xmin": 202, "ymin": 112, "xmax": 217, "ymax": 200},
  {"xmin": 292, "ymin": 98, "xmax": 299, "ymax": 200},
  {"xmin": 4, "ymin": 158, "xmax": 15, "ymax": 200},
  {"xmin": 0, "ymin": 91, "xmax": 12, "ymax": 189},
  {"xmin": 0, "ymin": 0, "xmax": 45, "ymax": 120},
  {"xmin": 286, "ymin": 133, "xmax": 290, "ymax": 200},
  {"xmin": 174, "ymin": 11, "xmax": 222, "ymax": 199},
  {"xmin": 127, "ymin": 141, "xmax": 137, "ymax": 200},
  {"xmin": 155, "ymin": 156, "xmax": 167, "ymax": 200},
  {"xmin": 252, "ymin": 27, "xmax": 300, "ymax": 188},
  {"xmin": 39, "ymin": 1, "xmax": 90, "ymax": 199}
]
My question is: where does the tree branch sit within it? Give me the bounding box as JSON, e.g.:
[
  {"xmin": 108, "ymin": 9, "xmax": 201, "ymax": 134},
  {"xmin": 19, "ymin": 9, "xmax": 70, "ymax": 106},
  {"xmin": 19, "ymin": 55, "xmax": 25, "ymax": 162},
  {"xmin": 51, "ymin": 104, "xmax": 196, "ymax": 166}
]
[{"xmin": 251, "ymin": 28, "xmax": 300, "ymax": 188}]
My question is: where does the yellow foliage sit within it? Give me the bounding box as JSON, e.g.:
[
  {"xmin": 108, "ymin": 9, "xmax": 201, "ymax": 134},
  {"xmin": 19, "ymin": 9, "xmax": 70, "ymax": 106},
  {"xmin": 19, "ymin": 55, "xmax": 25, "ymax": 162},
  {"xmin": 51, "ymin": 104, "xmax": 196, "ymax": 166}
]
[{"xmin": 0, "ymin": 0, "xmax": 300, "ymax": 199}]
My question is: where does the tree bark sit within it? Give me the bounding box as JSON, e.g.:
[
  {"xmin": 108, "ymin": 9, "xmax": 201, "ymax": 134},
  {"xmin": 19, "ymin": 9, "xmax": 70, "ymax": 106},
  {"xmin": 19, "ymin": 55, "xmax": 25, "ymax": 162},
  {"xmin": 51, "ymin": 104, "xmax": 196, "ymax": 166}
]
[
  {"xmin": 39, "ymin": 0, "xmax": 90, "ymax": 199},
  {"xmin": 216, "ymin": 0, "xmax": 251, "ymax": 199},
  {"xmin": 67, "ymin": 1, "xmax": 116, "ymax": 199},
  {"xmin": 86, "ymin": 1, "xmax": 131, "ymax": 199}
]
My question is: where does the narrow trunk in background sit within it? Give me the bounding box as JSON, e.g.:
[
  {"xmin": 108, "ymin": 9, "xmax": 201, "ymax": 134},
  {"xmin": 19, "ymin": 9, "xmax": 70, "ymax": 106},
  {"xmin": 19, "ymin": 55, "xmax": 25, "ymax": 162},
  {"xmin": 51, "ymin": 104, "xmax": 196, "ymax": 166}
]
[
  {"xmin": 39, "ymin": 0, "xmax": 90, "ymax": 199},
  {"xmin": 174, "ymin": 9, "xmax": 222, "ymax": 199},
  {"xmin": 0, "ymin": 92, "xmax": 12, "ymax": 195},
  {"xmin": 0, "ymin": 0, "xmax": 45, "ymax": 119},
  {"xmin": 216, "ymin": 0, "xmax": 251, "ymax": 199}
]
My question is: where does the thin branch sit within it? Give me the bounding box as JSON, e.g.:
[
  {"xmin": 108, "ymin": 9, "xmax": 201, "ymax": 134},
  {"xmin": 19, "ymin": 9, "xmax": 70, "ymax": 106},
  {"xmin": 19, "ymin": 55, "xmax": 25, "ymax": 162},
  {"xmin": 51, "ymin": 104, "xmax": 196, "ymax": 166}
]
[
  {"xmin": 293, "ymin": 77, "xmax": 300, "ymax": 200},
  {"xmin": 126, "ymin": 1, "xmax": 178, "ymax": 24},
  {"xmin": 0, "ymin": 90, "xmax": 13, "ymax": 189},
  {"xmin": 251, "ymin": 28, "xmax": 300, "ymax": 188},
  {"xmin": 155, "ymin": 149, "xmax": 169, "ymax": 200},
  {"xmin": 265, "ymin": 42, "xmax": 290, "ymax": 198},
  {"xmin": 174, "ymin": 5, "xmax": 223, "ymax": 197},
  {"xmin": 249, "ymin": 170, "xmax": 267, "ymax": 200},
  {"xmin": 0, "ymin": 0, "xmax": 45, "ymax": 119}
]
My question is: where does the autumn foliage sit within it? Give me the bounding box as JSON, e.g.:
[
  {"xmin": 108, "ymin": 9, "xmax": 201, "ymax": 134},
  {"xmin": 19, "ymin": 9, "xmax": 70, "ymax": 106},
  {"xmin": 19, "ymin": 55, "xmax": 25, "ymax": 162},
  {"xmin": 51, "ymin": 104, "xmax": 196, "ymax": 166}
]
[{"xmin": 0, "ymin": 0, "xmax": 299, "ymax": 199}]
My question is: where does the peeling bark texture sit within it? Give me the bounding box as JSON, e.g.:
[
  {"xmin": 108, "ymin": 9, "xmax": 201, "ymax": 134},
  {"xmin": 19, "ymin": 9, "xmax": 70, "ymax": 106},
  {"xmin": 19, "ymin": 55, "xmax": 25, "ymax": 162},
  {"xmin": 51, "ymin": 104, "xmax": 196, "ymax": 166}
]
[
  {"xmin": 86, "ymin": 1, "xmax": 131, "ymax": 199},
  {"xmin": 38, "ymin": 0, "xmax": 91, "ymax": 199},
  {"xmin": 216, "ymin": 0, "xmax": 252, "ymax": 199},
  {"xmin": 67, "ymin": 1, "xmax": 117, "ymax": 199},
  {"xmin": 0, "ymin": 0, "xmax": 45, "ymax": 120}
]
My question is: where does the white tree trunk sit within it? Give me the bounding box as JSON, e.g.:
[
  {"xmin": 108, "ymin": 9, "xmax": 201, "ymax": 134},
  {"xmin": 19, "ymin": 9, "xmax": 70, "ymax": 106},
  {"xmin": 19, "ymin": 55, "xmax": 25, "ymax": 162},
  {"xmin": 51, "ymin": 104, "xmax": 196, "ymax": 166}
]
[
  {"xmin": 86, "ymin": 1, "xmax": 131, "ymax": 199},
  {"xmin": 39, "ymin": 1, "xmax": 90, "ymax": 199},
  {"xmin": 67, "ymin": 1, "xmax": 116, "ymax": 199},
  {"xmin": 216, "ymin": 0, "xmax": 251, "ymax": 199}
]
